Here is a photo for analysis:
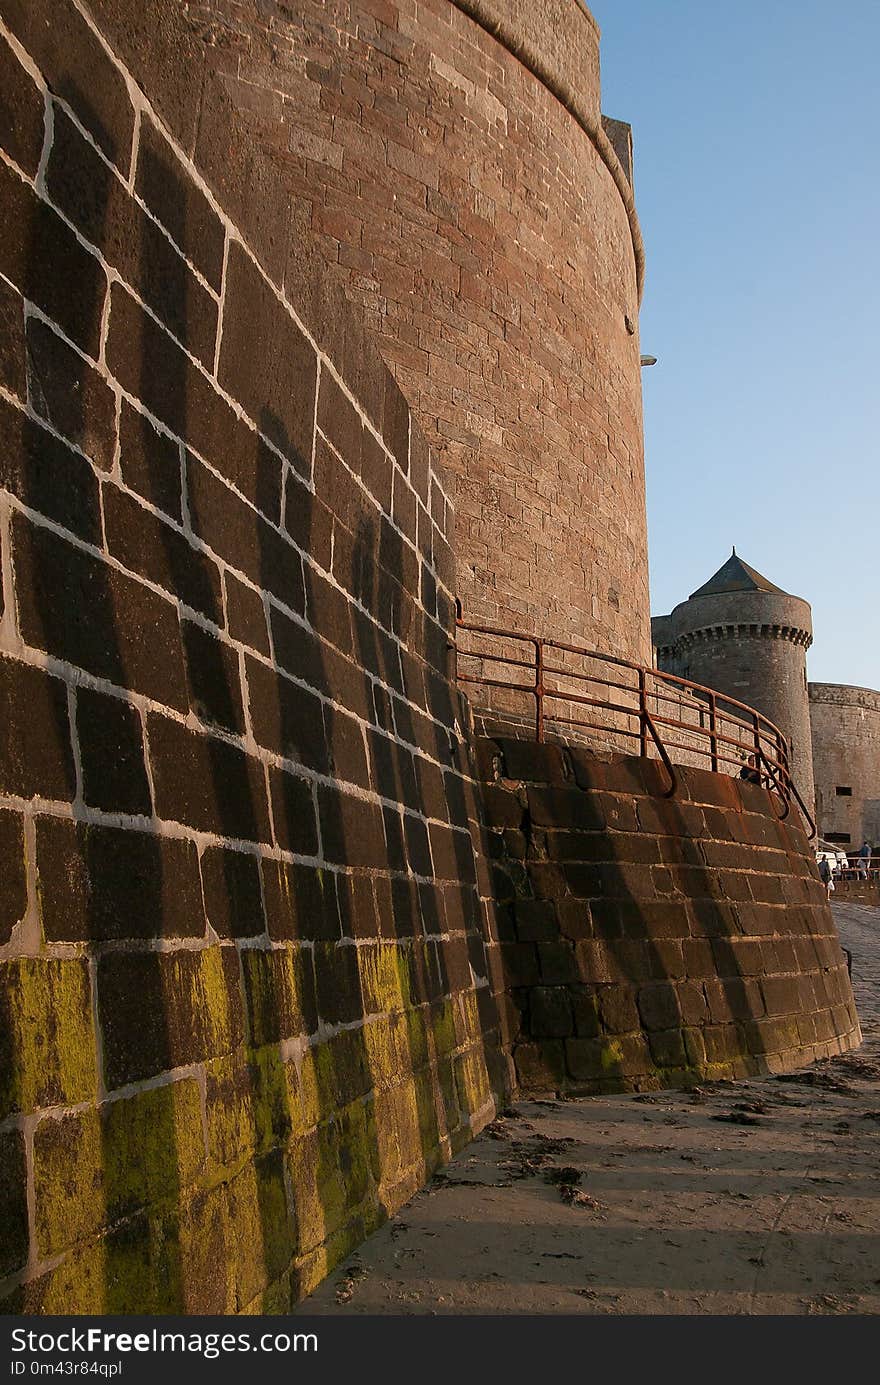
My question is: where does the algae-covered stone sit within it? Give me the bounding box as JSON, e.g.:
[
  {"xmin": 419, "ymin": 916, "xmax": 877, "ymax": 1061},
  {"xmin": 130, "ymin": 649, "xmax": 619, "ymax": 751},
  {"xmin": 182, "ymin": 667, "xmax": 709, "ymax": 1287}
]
[
  {"xmin": 413, "ymin": 1068, "xmax": 443, "ymax": 1151},
  {"xmin": 361, "ymin": 1011, "xmax": 411, "ymax": 1090},
  {"xmin": 404, "ymin": 1004, "xmax": 429, "ymax": 1071},
  {"xmin": 358, "ymin": 943, "xmax": 412, "ymax": 1015},
  {"xmin": 29, "ymin": 1211, "xmax": 182, "ymax": 1314},
  {"xmin": 453, "ymin": 1046, "xmax": 491, "ymax": 1113},
  {"xmin": 338, "ymin": 1097, "xmax": 380, "ymax": 1202},
  {"xmin": 453, "ymin": 988, "xmax": 483, "ymax": 1046},
  {"xmin": 205, "ymin": 1047, "xmax": 295, "ymax": 1174},
  {"xmin": 177, "ymin": 1184, "xmax": 233, "ymax": 1313},
  {"xmin": 287, "ymin": 1099, "xmax": 377, "ymax": 1259},
  {"xmin": 225, "ymin": 1151, "xmax": 295, "ymax": 1311},
  {"xmin": 436, "ymin": 1053, "xmax": 460, "ymax": 1131},
  {"xmin": 312, "ymin": 1028, "xmax": 373, "ymax": 1108},
  {"xmin": 0, "ymin": 957, "xmax": 96, "ymax": 1118},
  {"xmin": 240, "ymin": 945, "xmax": 315, "ymax": 1045},
  {"xmin": 287, "ymin": 1130, "xmax": 326, "ymax": 1257},
  {"xmin": 430, "ymin": 998, "xmax": 457, "ymax": 1057},
  {"xmin": 33, "ymin": 1078, "xmax": 204, "ymax": 1257}
]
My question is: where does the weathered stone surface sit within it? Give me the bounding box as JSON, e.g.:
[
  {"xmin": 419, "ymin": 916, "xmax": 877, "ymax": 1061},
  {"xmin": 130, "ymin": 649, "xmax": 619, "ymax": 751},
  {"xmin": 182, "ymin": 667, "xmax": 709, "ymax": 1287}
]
[
  {"xmin": 13, "ymin": 513, "xmax": 189, "ymax": 711},
  {"xmin": 148, "ymin": 712, "xmax": 271, "ymax": 843},
  {"xmin": 0, "ymin": 392, "xmax": 101, "ymax": 543},
  {"xmin": 0, "ymin": 154, "xmax": 106, "ymax": 358},
  {"xmin": 32, "ymin": 1079, "xmax": 205, "ymax": 1257},
  {"xmin": 0, "ymin": 809, "xmax": 26, "ymax": 945},
  {"xmin": 201, "ymin": 846, "xmax": 265, "ymax": 940},
  {"xmin": 98, "ymin": 947, "xmax": 244, "ymax": 1089},
  {"xmin": 76, "ymin": 687, "xmax": 152, "ymax": 816},
  {"xmin": 0, "ymin": 1129, "xmax": 29, "ymax": 1277},
  {"xmin": 37, "ymin": 817, "xmax": 204, "ymax": 942}
]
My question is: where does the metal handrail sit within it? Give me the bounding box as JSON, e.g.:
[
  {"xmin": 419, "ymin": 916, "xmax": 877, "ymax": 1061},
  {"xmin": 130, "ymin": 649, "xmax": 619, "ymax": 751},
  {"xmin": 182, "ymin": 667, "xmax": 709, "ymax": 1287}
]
[{"xmin": 454, "ymin": 608, "xmax": 817, "ymax": 838}]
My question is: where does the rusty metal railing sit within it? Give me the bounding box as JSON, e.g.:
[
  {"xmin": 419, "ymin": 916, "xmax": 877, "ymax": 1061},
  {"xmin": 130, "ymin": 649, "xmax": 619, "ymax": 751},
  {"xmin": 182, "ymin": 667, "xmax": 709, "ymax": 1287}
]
[{"xmin": 454, "ymin": 609, "xmax": 817, "ymax": 839}]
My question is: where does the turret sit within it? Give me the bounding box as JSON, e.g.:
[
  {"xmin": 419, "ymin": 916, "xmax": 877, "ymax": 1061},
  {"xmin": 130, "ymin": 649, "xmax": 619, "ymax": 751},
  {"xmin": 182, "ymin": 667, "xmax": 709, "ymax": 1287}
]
[{"xmin": 652, "ymin": 551, "xmax": 815, "ymax": 809}]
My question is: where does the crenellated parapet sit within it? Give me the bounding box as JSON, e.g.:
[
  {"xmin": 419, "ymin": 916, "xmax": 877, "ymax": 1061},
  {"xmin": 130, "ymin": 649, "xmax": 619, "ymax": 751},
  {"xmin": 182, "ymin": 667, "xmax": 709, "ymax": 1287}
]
[{"xmin": 673, "ymin": 623, "xmax": 813, "ymax": 649}]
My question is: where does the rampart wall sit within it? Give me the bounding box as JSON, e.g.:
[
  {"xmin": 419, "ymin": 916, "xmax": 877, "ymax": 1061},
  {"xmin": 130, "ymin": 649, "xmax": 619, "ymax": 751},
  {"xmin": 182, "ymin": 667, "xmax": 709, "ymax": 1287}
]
[
  {"xmin": 0, "ymin": 0, "xmax": 863, "ymax": 1316},
  {"xmin": 0, "ymin": 0, "xmax": 508, "ymax": 1312},
  {"xmin": 477, "ymin": 738, "xmax": 858, "ymax": 1092},
  {"xmin": 810, "ymin": 683, "xmax": 880, "ymax": 848}
]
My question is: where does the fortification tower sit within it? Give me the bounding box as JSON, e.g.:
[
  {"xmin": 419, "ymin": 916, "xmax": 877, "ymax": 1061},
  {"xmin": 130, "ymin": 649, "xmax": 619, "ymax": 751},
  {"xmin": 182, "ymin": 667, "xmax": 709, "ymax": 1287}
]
[
  {"xmin": 184, "ymin": 0, "xmax": 651, "ymax": 661},
  {"xmin": 0, "ymin": 1, "xmax": 860, "ymax": 1314},
  {"xmin": 652, "ymin": 551, "xmax": 816, "ymax": 809},
  {"xmin": 810, "ymin": 683, "xmax": 880, "ymax": 848}
]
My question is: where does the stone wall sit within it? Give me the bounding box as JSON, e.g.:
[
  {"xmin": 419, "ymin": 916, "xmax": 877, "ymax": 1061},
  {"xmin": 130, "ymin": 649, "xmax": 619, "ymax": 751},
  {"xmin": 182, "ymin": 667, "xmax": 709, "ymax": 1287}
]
[
  {"xmin": 0, "ymin": 0, "xmax": 507, "ymax": 1313},
  {"xmin": 476, "ymin": 739, "xmax": 860, "ymax": 1093},
  {"xmin": 810, "ymin": 683, "xmax": 880, "ymax": 850},
  {"xmin": 176, "ymin": 0, "xmax": 652, "ymax": 661}
]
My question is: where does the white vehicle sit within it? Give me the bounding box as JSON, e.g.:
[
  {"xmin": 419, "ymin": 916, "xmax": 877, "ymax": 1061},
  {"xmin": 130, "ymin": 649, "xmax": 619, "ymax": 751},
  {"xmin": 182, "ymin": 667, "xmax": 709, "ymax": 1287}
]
[{"xmin": 815, "ymin": 844, "xmax": 848, "ymax": 874}]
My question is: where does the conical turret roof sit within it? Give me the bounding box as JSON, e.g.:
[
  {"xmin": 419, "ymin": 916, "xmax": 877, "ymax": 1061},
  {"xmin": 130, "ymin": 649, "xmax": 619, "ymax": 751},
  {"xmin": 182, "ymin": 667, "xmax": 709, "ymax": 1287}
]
[{"xmin": 688, "ymin": 548, "xmax": 786, "ymax": 600}]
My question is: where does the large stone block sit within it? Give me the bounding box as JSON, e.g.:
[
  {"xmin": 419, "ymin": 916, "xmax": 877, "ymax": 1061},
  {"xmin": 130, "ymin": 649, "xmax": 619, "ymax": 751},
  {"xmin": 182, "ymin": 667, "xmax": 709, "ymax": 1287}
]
[
  {"xmin": 148, "ymin": 712, "xmax": 271, "ymax": 843},
  {"xmin": 32, "ymin": 1078, "xmax": 204, "ymax": 1258},
  {"xmin": 0, "ymin": 1129, "xmax": 29, "ymax": 1277},
  {"xmin": 0, "ymin": 957, "xmax": 96, "ymax": 1118},
  {"xmin": 13, "ymin": 514, "xmax": 189, "ymax": 711},
  {"xmin": 135, "ymin": 115, "xmax": 226, "ymax": 292},
  {"xmin": 0, "ymin": 393, "xmax": 100, "ymax": 543},
  {"xmin": 98, "ymin": 947, "xmax": 244, "ymax": 1089},
  {"xmin": 219, "ymin": 241, "xmax": 316, "ymax": 474},
  {"xmin": 0, "ymin": 808, "xmax": 26, "ymax": 944},
  {"xmin": 201, "ymin": 846, "xmax": 265, "ymax": 940},
  {"xmin": 25, "ymin": 317, "xmax": 116, "ymax": 473},
  {"xmin": 36, "ymin": 817, "xmax": 204, "ymax": 942},
  {"xmin": 4, "ymin": 0, "xmax": 134, "ymax": 170},
  {"xmin": 0, "ymin": 159, "xmax": 106, "ymax": 357},
  {"xmin": 76, "ymin": 687, "xmax": 152, "ymax": 816}
]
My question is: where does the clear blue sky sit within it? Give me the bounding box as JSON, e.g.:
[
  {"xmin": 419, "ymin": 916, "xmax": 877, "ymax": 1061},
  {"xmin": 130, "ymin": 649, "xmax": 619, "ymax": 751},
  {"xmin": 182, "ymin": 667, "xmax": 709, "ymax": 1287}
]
[{"xmin": 591, "ymin": 1, "xmax": 880, "ymax": 688}]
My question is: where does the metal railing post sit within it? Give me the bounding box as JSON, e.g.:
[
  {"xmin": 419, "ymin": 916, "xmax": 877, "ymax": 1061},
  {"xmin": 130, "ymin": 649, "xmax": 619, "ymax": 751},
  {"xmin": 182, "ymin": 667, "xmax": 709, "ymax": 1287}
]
[
  {"xmin": 709, "ymin": 692, "xmax": 718, "ymax": 773},
  {"xmin": 534, "ymin": 637, "xmax": 544, "ymax": 743},
  {"xmin": 638, "ymin": 668, "xmax": 648, "ymax": 759}
]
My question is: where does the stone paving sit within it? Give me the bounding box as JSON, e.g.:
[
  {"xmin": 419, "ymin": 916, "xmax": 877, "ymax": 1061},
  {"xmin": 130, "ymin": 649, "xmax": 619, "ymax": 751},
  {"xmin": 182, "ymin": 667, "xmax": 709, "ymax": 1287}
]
[{"xmin": 299, "ymin": 904, "xmax": 880, "ymax": 1316}]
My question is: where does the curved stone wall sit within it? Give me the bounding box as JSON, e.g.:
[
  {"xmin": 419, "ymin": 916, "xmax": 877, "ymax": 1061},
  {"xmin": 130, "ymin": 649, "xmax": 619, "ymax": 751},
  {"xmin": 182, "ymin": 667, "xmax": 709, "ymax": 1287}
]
[
  {"xmin": 810, "ymin": 683, "xmax": 880, "ymax": 849},
  {"xmin": 476, "ymin": 738, "xmax": 859, "ymax": 1092},
  {"xmin": 181, "ymin": 0, "xmax": 651, "ymax": 661},
  {"xmin": 658, "ymin": 589, "xmax": 815, "ymax": 810},
  {"xmin": 0, "ymin": 0, "xmax": 506, "ymax": 1313}
]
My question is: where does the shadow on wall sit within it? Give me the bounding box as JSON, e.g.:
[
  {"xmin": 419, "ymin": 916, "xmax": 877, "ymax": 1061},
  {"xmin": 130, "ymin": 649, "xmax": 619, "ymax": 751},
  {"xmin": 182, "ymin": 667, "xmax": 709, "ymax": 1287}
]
[
  {"xmin": 478, "ymin": 738, "xmax": 858, "ymax": 1095},
  {"xmin": 1, "ymin": 51, "xmax": 508, "ymax": 1312}
]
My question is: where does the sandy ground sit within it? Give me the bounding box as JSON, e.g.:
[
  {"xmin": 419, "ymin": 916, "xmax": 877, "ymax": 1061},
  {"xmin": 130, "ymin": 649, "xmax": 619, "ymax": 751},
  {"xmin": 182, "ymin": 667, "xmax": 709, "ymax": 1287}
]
[{"xmin": 297, "ymin": 903, "xmax": 880, "ymax": 1315}]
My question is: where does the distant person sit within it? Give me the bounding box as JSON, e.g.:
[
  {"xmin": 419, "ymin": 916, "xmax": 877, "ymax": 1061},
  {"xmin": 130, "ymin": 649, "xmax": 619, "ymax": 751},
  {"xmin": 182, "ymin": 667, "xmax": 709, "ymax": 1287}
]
[
  {"xmin": 739, "ymin": 753, "xmax": 761, "ymax": 785},
  {"xmin": 818, "ymin": 855, "xmax": 834, "ymax": 900},
  {"xmin": 857, "ymin": 841, "xmax": 872, "ymax": 879}
]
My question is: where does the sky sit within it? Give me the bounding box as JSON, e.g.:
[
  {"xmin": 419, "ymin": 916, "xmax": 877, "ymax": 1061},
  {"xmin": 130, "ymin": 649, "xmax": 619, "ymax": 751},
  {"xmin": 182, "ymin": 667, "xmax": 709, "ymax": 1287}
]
[{"xmin": 590, "ymin": 1, "xmax": 880, "ymax": 688}]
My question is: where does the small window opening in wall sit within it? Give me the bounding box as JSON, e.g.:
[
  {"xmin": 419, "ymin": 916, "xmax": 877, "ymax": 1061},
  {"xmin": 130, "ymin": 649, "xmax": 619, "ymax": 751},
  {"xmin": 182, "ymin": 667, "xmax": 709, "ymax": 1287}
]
[
  {"xmin": 826, "ymin": 832, "xmax": 851, "ymax": 844},
  {"xmin": 836, "ymin": 786, "xmax": 853, "ymax": 796}
]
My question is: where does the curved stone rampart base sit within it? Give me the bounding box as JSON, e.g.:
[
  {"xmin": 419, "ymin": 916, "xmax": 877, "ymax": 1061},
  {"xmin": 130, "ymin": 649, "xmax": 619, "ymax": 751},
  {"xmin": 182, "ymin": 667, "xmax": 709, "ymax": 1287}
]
[{"xmin": 477, "ymin": 738, "xmax": 861, "ymax": 1093}]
